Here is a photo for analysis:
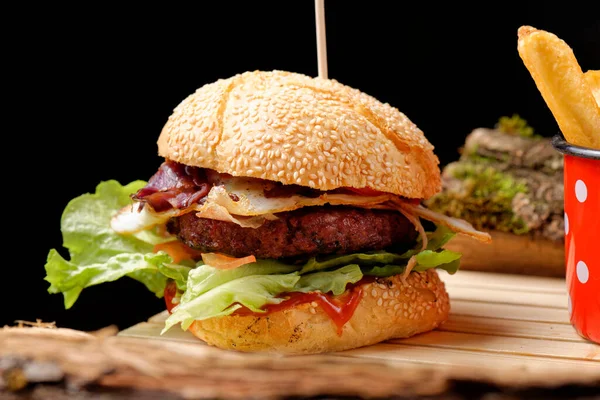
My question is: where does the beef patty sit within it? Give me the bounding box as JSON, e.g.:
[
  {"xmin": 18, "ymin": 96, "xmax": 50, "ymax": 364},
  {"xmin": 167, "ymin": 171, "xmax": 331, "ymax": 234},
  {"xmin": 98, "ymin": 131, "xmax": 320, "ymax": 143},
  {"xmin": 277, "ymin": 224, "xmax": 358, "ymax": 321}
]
[{"xmin": 167, "ymin": 206, "xmax": 418, "ymax": 259}]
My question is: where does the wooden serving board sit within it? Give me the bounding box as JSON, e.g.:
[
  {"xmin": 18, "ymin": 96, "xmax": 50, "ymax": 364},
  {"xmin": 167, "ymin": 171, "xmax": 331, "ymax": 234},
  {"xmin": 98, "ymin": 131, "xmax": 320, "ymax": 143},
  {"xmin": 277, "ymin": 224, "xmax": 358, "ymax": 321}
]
[{"xmin": 119, "ymin": 270, "xmax": 600, "ymax": 390}]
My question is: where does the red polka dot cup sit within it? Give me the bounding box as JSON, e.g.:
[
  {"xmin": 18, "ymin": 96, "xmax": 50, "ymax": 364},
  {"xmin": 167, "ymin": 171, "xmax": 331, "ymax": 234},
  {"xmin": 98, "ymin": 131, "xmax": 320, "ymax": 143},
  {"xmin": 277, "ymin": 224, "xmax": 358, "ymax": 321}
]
[{"xmin": 552, "ymin": 135, "xmax": 600, "ymax": 344}]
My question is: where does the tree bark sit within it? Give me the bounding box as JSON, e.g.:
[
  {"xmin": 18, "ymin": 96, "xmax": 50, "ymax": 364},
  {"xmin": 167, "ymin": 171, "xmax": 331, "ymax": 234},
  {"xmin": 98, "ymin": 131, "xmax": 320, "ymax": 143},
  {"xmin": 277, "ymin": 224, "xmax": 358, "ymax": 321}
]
[
  {"xmin": 462, "ymin": 128, "xmax": 563, "ymax": 174},
  {"xmin": 436, "ymin": 128, "xmax": 564, "ymax": 241}
]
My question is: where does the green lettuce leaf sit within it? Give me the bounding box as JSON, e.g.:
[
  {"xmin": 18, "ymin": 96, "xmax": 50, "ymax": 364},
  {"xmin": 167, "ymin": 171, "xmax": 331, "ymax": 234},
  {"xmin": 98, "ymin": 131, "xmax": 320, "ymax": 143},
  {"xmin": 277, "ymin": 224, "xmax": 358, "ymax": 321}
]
[
  {"xmin": 59, "ymin": 180, "xmax": 160, "ymax": 264},
  {"xmin": 163, "ymin": 225, "xmax": 462, "ymax": 331},
  {"xmin": 179, "ymin": 260, "xmax": 299, "ymax": 304},
  {"xmin": 164, "ymin": 273, "xmax": 301, "ymax": 332},
  {"xmin": 128, "ymin": 266, "xmax": 172, "ymax": 297},
  {"xmin": 46, "ymin": 251, "xmax": 170, "ymax": 308},
  {"xmin": 419, "ymin": 258, "xmax": 461, "ymax": 275},
  {"xmin": 415, "ymin": 249, "xmax": 462, "ymax": 268},
  {"xmin": 44, "ymin": 180, "xmax": 176, "ymax": 307},
  {"xmin": 423, "ymin": 225, "xmax": 456, "ymax": 252},
  {"xmin": 299, "ymin": 251, "xmax": 408, "ymax": 274},
  {"xmin": 362, "ymin": 252, "xmax": 461, "ymax": 277},
  {"xmin": 299, "ymin": 225, "xmax": 456, "ymax": 274},
  {"xmin": 296, "ymin": 264, "xmax": 363, "ymax": 295},
  {"xmin": 46, "ymin": 180, "xmax": 464, "ymax": 335},
  {"xmin": 360, "ymin": 236, "xmax": 462, "ymax": 278},
  {"xmin": 158, "ymin": 263, "xmax": 193, "ymax": 291}
]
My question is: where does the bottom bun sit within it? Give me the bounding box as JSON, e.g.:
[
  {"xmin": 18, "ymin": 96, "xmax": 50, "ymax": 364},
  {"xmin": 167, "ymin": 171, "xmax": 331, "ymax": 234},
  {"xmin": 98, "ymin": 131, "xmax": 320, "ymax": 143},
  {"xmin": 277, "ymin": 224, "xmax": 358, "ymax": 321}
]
[
  {"xmin": 188, "ymin": 269, "xmax": 450, "ymax": 354},
  {"xmin": 444, "ymin": 230, "xmax": 565, "ymax": 277}
]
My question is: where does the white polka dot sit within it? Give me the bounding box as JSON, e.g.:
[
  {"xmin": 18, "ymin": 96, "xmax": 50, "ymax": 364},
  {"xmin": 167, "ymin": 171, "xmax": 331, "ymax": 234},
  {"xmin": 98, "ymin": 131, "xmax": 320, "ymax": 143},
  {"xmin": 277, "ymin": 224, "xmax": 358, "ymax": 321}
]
[
  {"xmin": 568, "ymin": 293, "xmax": 572, "ymax": 317},
  {"xmin": 564, "ymin": 212, "xmax": 569, "ymax": 235},
  {"xmin": 575, "ymin": 180, "xmax": 587, "ymax": 202},
  {"xmin": 576, "ymin": 261, "xmax": 589, "ymax": 284}
]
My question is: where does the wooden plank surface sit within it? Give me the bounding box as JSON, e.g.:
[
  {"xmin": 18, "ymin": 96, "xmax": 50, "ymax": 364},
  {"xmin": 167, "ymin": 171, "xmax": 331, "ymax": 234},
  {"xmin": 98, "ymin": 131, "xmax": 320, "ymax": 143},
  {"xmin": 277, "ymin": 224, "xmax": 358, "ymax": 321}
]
[
  {"xmin": 439, "ymin": 314, "xmax": 586, "ymax": 342},
  {"xmin": 118, "ymin": 270, "xmax": 600, "ymax": 388},
  {"xmin": 440, "ymin": 270, "xmax": 566, "ymax": 293},
  {"xmin": 449, "ymin": 300, "xmax": 570, "ymax": 323}
]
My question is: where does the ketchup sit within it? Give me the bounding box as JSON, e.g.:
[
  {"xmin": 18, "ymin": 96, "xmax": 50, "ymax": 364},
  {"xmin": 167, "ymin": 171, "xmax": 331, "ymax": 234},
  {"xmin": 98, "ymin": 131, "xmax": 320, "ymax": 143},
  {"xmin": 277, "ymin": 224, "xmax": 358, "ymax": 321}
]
[
  {"xmin": 164, "ymin": 280, "xmax": 178, "ymax": 313},
  {"xmin": 164, "ymin": 279, "xmax": 373, "ymax": 335},
  {"xmin": 234, "ymin": 287, "xmax": 364, "ymax": 335}
]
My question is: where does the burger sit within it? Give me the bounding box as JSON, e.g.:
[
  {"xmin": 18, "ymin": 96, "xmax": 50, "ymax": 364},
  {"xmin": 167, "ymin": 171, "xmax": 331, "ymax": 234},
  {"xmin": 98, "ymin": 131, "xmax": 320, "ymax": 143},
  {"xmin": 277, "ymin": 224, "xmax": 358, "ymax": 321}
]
[{"xmin": 45, "ymin": 70, "xmax": 490, "ymax": 354}]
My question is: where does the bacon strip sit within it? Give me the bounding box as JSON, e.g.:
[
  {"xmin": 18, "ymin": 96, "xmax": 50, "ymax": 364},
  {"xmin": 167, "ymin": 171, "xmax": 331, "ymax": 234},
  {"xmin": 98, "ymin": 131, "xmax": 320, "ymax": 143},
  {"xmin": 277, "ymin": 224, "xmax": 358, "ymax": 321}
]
[
  {"xmin": 133, "ymin": 161, "xmax": 210, "ymax": 212},
  {"xmin": 134, "ymin": 161, "xmax": 398, "ymax": 214}
]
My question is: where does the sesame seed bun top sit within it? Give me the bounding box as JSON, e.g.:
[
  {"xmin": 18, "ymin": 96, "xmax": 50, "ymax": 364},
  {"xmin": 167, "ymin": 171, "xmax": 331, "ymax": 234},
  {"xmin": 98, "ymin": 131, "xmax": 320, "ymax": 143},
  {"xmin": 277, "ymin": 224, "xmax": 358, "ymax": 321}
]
[{"xmin": 157, "ymin": 70, "xmax": 441, "ymax": 199}]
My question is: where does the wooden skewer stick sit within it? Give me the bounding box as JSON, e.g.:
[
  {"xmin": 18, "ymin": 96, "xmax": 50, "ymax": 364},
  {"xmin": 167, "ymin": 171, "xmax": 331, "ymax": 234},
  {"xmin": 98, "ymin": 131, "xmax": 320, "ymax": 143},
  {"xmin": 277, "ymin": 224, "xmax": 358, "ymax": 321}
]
[{"xmin": 314, "ymin": 0, "xmax": 328, "ymax": 79}]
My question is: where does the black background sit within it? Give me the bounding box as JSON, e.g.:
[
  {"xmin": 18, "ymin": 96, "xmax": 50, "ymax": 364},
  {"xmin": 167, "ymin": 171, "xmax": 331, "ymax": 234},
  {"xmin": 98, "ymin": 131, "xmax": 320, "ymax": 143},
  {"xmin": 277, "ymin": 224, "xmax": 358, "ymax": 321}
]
[{"xmin": 5, "ymin": 2, "xmax": 599, "ymax": 331}]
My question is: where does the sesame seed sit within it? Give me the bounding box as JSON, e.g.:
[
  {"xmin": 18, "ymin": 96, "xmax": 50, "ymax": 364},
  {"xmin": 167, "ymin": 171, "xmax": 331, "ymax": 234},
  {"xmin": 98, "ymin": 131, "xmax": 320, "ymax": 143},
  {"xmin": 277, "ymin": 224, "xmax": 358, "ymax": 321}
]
[{"xmin": 159, "ymin": 70, "xmax": 436, "ymax": 198}]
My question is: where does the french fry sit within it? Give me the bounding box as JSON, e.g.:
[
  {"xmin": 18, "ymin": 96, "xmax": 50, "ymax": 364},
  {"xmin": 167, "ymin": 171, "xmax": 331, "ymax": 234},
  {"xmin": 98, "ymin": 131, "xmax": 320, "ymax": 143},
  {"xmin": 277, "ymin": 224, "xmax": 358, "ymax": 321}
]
[
  {"xmin": 585, "ymin": 70, "xmax": 600, "ymax": 107},
  {"xmin": 517, "ymin": 26, "xmax": 600, "ymax": 149}
]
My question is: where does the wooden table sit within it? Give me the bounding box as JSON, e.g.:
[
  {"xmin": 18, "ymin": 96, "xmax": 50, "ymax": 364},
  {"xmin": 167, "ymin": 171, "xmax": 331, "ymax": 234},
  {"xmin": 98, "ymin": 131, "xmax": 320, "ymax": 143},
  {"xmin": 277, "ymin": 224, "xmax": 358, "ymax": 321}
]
[{"xmin": 2, "ymin": 270, "xmax": 599, "ymax": 399}]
